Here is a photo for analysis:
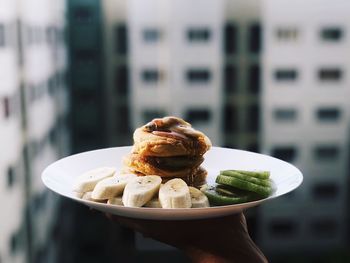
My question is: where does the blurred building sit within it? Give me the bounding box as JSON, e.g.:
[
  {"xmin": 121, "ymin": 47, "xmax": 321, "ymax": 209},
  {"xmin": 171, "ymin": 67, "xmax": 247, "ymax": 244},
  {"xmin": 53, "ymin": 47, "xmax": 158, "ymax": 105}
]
[
  {"xmin": 0, "ymin": 0, "xmax": 69, "ymax": 262},
  {"xmin": 92, "ymin": 0, "xmax": 262, "ymax": 151},
  {"xmin": 223, "ymin": 0, "xmax": 261, "ymax": 151},
  {"xmin": 128, "ymin": 0, "xmax": 224, "ymax": 146},
  {"xmin": 0, "ymin": 2, "xmax": 26, "ymax": 262},
  {"xmin": 260, "ymin": 0, "xmax": 350, "ymax": 256},
  {"xmin": 67, "ymin": 0, "xmax": 107, "ymax": 153}
]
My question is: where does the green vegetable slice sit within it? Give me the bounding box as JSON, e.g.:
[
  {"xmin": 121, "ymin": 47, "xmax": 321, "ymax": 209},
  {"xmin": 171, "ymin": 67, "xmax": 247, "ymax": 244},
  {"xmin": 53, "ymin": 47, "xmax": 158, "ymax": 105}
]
[
  {"xmin": 220, "ymin": 170, "xmax": 271, "ymax": 187},
  {"xmin": 216, "ymin": 175, "xmax": 272, "ymax": 197},
  {"xmin": 203, "ymin": 188, "xmax": 253, "ymax": 206},
  {"xmin": 221, "ymin": 170, "xmax": 270, "ymax": 179}
]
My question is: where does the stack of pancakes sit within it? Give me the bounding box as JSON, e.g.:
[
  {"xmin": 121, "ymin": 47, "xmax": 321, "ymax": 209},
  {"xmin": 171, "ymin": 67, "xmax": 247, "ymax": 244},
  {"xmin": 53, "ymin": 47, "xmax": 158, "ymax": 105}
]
[{"xmin": 123, "ymin": 116, "xmax": 212, "ymax": 187}]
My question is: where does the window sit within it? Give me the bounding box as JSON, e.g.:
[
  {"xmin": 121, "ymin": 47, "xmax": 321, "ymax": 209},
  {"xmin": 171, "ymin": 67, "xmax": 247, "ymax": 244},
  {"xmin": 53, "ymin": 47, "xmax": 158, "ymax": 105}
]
[
  {"xmin": 49, "ymin": 128, "xmax": 57, "ymax": 145},
  {"xmin": 275, "ymin": 27, "xmax": 298, "ymax": 41},
  {"xmin": 274, "ymin": 69, "xmax": 298, "ymax": 81},
  {"xmin": 247, "ymin": 105, "xmax": 259, "ymax": 132},
  {"xmin": 115, "ymin": 24, "xmax": 127, "ymax": 54},
  {"xmin": 74, "ymin": 6, "xmax": 93, "ymax": 23},
  {"xmin": 33, "ymin": 27, "xmax": 43, "ymax": 44},
  {"xmin": 318, "ymin": 68, "xmax": 342, "ymax": 81},
  {"xmin": 142, "ymin": 69, "xmax": 163, "ymax": 83},
  {"xmin": 247, "ymin": 143, "xmax": 259, "ymax": 153},
  {"xmin": 26, "ymin": 25, "xmax": 33, "ymax": 46},
  {"xmin": 187, "ymin": 28, "xmax": 211, "ymax": 42},
  {"xmin": 75, "ymin": 50, "xmax": 97, "ymax": 65},
  {"xmin": 248, "ymin": 64, "xmax": 260, "ymax": 93},
  {"xmin": 249, "ymin": 23, "xmax": 261, "ymax": 53},
  {"xmin": 0, "ymin": 24, "xmax": 5, "ymax": 47},
  {"xmin": 269, "ymin": 220, "xmax": 297, "ymax": 236},
  {"xmin": 223, "ymin": 143, "xmax": 236, "ymax": 149},
  {"xmin": 118, "ymin": 105, "xmax": 130, "ymax": 134},
  {"xmin": 314, "ymin": 145, "xmax": 339, "ymax": 160},
  {"xmin": 48, "ymin": 76, "xmax": 56, "ymax": 96},
  {"xmin": 224, "ymin": 65, "xmax": 237, "ymax": 93},
  {"xmin": 223, "ymin": 105, "xmax": 237, "ymax": 132},
  {"xmin": 224, "ymin": 23, "xmax": 237, "ymax": 54},
  {"xmin": 3, "ymin": 97, "xmax": 10, "ymax": 118},
  {"xmin": 321, "ymin": 27, "xmax": 342, "ymax": 41},
  {"xmin": 272, "ymin": 147, "xmax": 297, "ymax": 162},
  {"xmin": 46, "ymin": 26, "xmax": 56, "ymax": 44},
  {"xmin": 115, "ymin": 65, "xmax": 128, "ymax": 95},
  {"xmin": 143, "ymin": 109, "xmax": 167, "ymax": 123},
  {"xmin": 274, "ymin": 109, "xmax": 297, "ymax": 121},
  {"xmin": 310, "ymin": 219, "xmax": 337, "ymax": 238},
  {"xmin": 7, "ymin": 166, "xmax": 15, "ymax": 187},
  {"xmin": 143, "ymin": 28, "xmax": 161, "ymax": 42},
  {"xmin": 186, "ymin": 69, "xmax": 211, "ymax": 83},
  {"xmin": 317, "ymin": 108, "xmax": 340, "ymax": 122},
  {"xmin": 10, "ymin": 231, "xmax": 18, "ymax": 254},
  {"xmin": 313, "ymin": 183, "xmax": 338, "ymax": 200},
  {"xmin": 186, "ymin": 109, "xmax": 211, "ymax": 124}
]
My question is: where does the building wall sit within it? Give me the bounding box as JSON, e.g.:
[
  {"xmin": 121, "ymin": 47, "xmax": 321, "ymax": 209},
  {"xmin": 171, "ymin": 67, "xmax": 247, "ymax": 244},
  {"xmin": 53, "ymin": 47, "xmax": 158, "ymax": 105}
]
[
  {"xmin": 68, "ymin": 0, "xmax": 106, "ymax": 153},
  {"xmin": 260, "ymin": 0, "xmax": 350, "ymax": 253},
  {"xmin": 223, "ymin": 0, "xmax": 261, "ymax": 151},
  {"xmin": 102, "ymin": 0, "xmax": 131, "ymax": 147},
  {"xmin": 0, "ymin": 1, "xmax": 26, "ymax": 262},
  {"xmin": 0, "ymin": 0, "xmax": 69, "ymax": 262},
  {"xmin": 128, "ymin": 0, "xmax": 224, "ymax": 145}
]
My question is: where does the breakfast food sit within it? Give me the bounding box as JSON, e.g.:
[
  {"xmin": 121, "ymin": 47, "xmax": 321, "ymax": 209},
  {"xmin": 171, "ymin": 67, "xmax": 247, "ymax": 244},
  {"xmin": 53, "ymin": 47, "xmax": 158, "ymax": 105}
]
[
  {"xmin": 72, "ymin": 116, "xmax": 272, "ymax": 209},
  {"xmin": 124, "ymin": 116, "xmax": 211, "ymax": 187},
  {"xmin": 122, "ymin": 175, "xmax": 162, "ymax": 207},
  {"xmin": 91, "ymin": 173, "xmax": 137, "ymax": 200},
  {"xmin": 132, "ymin": 117, "xmax": 211, "ymax": 157},
  {"xmin": 73, "ymin": 167, "xmax": 116, "ymax": 193},
  {"xmin": 158, "ymin": 178, "xmax": 192, "ymax": 208},
  {"xmin": 189, "ymin": 186, "xmax": 210, "ymax": 208},
  {"xmin": 202, "ymin": 170, "xmax": 272, "ymax": 206}
]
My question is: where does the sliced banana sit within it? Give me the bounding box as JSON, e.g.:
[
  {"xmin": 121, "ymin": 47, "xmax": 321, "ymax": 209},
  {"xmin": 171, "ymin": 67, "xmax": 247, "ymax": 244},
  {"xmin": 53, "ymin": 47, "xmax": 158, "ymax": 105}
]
[
  {"xmin": 73, "ymin": 167, "xmax": 116, "ymax": 193},
  {"xmin": 82, "ymin": 191, "xmax": 106, "ymax": 203},
  {"xmin": 159, "ymin": 178, "xmax": 191, "ymax": 208},
  {"xmin": 189, "ymin": 186, "xmax": 209, "ymax": 208},
  {"xmin": 144, "ymin": 197, "xmax": 162, "ymax": 208},
  {"xmin": 107, "ymin": 196, "xmax": 123, "ymax": 206},
  {"xmin": 122, "ymin": 175, "xmax": 162, "ymax": 207},
  {"xmin": 73, "ymin": 191, "xmax": 84, "ymax": 198},
  {"xmin": 91, "ymin": 173, "xmax": 137, "ymax": 200}
]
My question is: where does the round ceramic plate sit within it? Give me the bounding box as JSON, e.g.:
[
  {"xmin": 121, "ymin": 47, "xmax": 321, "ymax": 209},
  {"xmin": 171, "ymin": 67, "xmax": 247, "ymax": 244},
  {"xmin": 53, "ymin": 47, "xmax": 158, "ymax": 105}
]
[{"xmin": 42, "ymin": 146, "xmax": 303, "ymax": 220}]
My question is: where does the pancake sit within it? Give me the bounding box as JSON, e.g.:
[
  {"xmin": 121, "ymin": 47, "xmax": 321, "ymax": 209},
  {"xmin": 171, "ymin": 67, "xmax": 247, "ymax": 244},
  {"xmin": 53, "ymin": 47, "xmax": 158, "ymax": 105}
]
[
  {"xmin": 122, "ymin": 165, "xmax": 208, "ymax": 187},
  {"xmin": 132, "ymin": 116, "xmax": 211, "ymax": 157},
  {"xmin": 123, "ymin": 153, "xmax": 203, "ymax": 178}
]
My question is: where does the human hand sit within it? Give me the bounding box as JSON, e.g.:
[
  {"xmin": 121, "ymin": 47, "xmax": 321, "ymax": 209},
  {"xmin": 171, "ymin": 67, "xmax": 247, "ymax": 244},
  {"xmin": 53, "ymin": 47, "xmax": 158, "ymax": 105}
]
[{"xmin": 106, "ymin": 212, "xmax": 268, "ymax": 263}]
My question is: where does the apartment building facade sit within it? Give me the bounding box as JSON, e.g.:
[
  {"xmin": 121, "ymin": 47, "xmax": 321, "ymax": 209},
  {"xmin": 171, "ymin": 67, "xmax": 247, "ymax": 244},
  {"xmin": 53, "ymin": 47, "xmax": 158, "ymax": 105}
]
[
  {"xmin": 260, "ymin": 0, "xmax": 350, "ymax": 254},
  {"xmin": 0, "ymin": 0, "xmax": 69, "ymax": 262}
]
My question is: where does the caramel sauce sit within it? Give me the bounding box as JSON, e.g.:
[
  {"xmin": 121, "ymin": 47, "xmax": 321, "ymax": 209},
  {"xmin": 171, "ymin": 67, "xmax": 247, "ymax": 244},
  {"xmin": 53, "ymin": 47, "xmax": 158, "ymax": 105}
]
[{"xmin": 143, "ymin": 116, "xmax": 202, "ymax": 140}]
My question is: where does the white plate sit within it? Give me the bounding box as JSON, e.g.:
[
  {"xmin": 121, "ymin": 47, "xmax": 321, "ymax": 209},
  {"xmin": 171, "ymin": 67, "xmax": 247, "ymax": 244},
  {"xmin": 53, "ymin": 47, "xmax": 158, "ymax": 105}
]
[{"xmin": 42, "ymin": 146, "xmax": 303, "ymax": 220}]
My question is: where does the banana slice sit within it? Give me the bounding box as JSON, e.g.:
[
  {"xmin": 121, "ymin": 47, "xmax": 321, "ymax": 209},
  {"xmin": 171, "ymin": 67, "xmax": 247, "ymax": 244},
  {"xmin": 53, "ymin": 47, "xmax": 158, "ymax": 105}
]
[
  {"xmin": 122, "ymin": 175, "xmax": 162, "ymax": 207},
  {"xmin": 159, "ymin": 178, "xmax": 191, "ymax": 208},
  {"xmin": 144, "ymin": 197, "xmax": 162, "ymax": 208},
  {"xmin": 73, "ymin": 191, "xmax": 84, "ymax": 198},
  {"xmin": 107, "ymin": 196, "xmax": 123, "ymax": 206},
  {"xmin": 73, "ymin": 167, "xmax": 116, "ymax": 193},
  {"xmin": 189, "ymin": 186, "xmax": 209, "ymax": 208},
  {"xmin": 82, "ymin": 191, "xmax": 107, "ymax": 203},
  {"xmin": 91, "ymin": 173, "xmax": 137, "ymax": 200}
]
